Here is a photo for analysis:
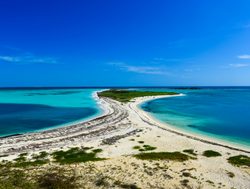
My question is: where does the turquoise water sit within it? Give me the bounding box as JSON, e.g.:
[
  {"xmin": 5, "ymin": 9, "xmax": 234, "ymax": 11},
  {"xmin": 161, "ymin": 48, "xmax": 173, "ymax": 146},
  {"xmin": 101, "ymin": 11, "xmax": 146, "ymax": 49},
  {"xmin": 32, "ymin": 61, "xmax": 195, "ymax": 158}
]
[
  {"xmin": 140, "ymin": 87, "xmax": 250, "ymax": 148},
  {"xmin": 1, "ymin": 87, "xmax": 250, "ymax": 149},
  {"xmin": 0, "ymin": 88, "xmax": 103, "ymax": 137}
]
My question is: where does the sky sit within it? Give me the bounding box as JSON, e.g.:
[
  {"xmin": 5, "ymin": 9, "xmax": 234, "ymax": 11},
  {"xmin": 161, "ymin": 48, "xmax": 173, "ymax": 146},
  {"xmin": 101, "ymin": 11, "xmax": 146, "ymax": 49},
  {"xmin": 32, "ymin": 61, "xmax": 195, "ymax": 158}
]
[{"xmin": 0, "ymin": 0, "xmax": 250, "ymax": 87}]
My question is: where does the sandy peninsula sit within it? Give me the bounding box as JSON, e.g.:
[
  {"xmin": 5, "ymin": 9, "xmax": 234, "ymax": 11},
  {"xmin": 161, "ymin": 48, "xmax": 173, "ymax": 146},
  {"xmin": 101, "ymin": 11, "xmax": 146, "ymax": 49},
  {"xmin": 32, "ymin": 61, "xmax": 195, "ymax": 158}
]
[{"xmin": 0, "ymin": 92, "xmax": 249, "ymax": 189}]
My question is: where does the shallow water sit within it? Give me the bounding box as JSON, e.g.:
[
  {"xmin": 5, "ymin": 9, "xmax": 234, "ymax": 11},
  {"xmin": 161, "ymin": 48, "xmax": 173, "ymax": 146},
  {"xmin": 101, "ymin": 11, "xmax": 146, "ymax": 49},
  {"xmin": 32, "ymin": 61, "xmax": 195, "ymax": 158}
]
[
  {"xmin": 140, "ymin": 87, "xmax": 250, "ymax": 147},
  {"xmin": 0, "ymin": 88, "xmax": 102, "ymax": 136}
]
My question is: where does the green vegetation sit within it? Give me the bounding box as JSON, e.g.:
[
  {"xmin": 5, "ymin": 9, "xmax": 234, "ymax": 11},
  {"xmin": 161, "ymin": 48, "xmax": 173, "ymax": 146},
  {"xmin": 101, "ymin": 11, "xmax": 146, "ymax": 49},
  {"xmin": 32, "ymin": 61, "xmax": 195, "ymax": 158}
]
[
  {"xmin": 133, "ymin": 145, "xmax": 157, "ymax": 152},
  {"xmin": 0, "ymin": 167, "xmax": 79, "ymax": 189},
  {"xmin": 14, "ymin": 159, "xmax": 49, "ymax": 167},
  {"xmin": 0, "ymin": 168, "xmax": 37, "ymax": 189},
  {"xmin": 52, "ymin": 147, "xmax": 104, "ymax": 164},
  {"xmin": 92, "ymin": 148, "xmax": 103, "ymax": 153},
  {"xmin": 134, "ymin": 152, "xmax": 190, "ymax": 161},
  {"xmin": 98, "ymin": 89, "xmax": 179, "ymax": 102},
  {"xmin": 183, "ymin": 149, "xmax": 197, "ymax": 156},
  {"xmin": 228, "ymin": 155, "xmax": 250, "ymax": 167},
  {"xmin": 14, "ymin": 153, "xmax": 27, "ymax": 162},
  {"xmin": 32, "ymin": 151, "xmax": 49, "ymax": 160},
  {"xmin": 133, "ymin": 146, "xmax": 141, "ymax": 150},
  {"xmin": 13, "ymin": 152, "xmax": 49, "ymax": 167},
  {"xmin": 37, "ymin": 169, "xmax": 78, "ymax": 189},
  {"xmin": 202, "ymin": 150, "xmax": 222, "ymax": 157},
  {"xmin": 0, "ymin": 147, "xmax": 107, "ymax": 188},
  {"xmin": 5, "ymin": 147, "xmax": 105, "ymax": 167},
  {"xmin": 142, "ymin": 145, "xmax": 157, "ymax": 151}
]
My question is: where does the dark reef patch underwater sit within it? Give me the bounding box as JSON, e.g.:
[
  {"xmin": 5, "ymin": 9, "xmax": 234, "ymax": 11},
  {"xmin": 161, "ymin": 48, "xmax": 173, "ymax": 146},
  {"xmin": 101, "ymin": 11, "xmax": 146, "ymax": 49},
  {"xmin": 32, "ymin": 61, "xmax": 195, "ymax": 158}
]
[{"xmin": 0, "ymin": 103, "xmax": 97, "ymax": 137}]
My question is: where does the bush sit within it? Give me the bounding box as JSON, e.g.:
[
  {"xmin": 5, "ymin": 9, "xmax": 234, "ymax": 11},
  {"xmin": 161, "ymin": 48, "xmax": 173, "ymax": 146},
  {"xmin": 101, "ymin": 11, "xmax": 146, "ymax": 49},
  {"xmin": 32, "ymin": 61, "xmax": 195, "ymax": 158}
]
[
  {"xmin": 202, "ymin": 150, "xmax": 221, "ymax": 157},
  {"xmin": 228, "ymin": 155, "xmax": 250, "ymax": 167},
  {"xmin": 183, "ymin": 149, "xmax": 197, "ymax": 156}
]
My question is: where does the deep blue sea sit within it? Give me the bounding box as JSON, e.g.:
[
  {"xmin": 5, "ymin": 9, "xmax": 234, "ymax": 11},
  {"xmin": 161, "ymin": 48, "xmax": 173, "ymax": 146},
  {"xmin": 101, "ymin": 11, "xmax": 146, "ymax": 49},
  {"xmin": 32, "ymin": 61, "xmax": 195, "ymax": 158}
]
[
  {"xmin": 140, "ymin": 87, "xmax": 250, "ymax": 148},
  {"xmin": 0, "ymin": 88, "xmax": 102, "ymax": 137}
]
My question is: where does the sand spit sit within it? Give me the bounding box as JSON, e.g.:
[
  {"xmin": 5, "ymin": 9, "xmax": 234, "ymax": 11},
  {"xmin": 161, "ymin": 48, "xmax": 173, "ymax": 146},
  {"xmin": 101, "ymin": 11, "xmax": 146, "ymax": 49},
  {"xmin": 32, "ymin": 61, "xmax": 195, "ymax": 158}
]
[{"xmin": 0, "ymin": 94, "xmax": 249, "ymax": 189}]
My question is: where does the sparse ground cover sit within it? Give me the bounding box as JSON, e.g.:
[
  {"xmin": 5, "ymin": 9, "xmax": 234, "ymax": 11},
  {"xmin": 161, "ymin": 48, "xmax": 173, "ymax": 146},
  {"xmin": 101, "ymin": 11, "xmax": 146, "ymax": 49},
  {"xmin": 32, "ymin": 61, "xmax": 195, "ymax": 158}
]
[
  {"xmin": 0, "ymin": 148, "xmax": 249, "ymax": 189},
  {"xmin": 4, "ymin": 147, "xmax": 105, "ymax": 168}
]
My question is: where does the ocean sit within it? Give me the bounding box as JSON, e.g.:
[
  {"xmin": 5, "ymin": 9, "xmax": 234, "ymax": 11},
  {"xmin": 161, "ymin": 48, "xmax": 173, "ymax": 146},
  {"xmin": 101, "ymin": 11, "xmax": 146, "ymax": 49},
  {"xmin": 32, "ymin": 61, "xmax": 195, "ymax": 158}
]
[
  {"xmin": 0, "ymin": 88, "xmax": 103, "ymax": 137},
  {"xmin": 140, "ymin": 87, "xmax": 250, "ymax": 148},
  {"xmin": 0, "ymin": 87, "xmax": 249, "ymax": 148}
]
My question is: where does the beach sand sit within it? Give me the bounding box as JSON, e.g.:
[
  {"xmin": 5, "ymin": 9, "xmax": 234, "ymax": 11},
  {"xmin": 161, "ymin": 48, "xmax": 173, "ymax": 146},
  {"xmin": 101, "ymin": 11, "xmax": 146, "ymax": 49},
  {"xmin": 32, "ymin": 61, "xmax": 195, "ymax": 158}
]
[{"xmin": 0, "ymin": 93, "xmax": 249, "ymax": 188}]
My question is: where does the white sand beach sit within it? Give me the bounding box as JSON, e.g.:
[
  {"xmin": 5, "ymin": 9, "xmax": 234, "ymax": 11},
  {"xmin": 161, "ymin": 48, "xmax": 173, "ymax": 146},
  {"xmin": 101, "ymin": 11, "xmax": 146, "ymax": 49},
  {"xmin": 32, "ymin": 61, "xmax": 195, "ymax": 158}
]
[{"xmin": 0, "ymin": 93, "xmax": 249, "ymax": 189}]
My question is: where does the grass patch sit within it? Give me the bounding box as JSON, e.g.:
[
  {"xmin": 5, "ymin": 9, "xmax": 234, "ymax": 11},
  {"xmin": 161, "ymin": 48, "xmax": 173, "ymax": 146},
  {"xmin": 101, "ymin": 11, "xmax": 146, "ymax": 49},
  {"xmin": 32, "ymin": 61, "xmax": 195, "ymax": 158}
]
[
  {"xmin": 0, "ymin": 168, "xmax": 37, "ymax": 189},
  {"xmin": 134, "ymin": 152, "xmax": 190, "ymax": 161},
  {"xmin": 14, "ymin": 154, "xmax": 27, "ymax": 162},
  {"xmin": 202, "ymin": 150, "xmax": 221, "ymax": 157},
  {"xmin": 32, "ymin": 151, "xmax": 49, "ymax": 160},
  {"xmin": 92, "ymin": 148, "xmax": 103, "ymax": 153},
  {"xmin": 133, "ymin": 146, "xmax": 141, "ymax": 150},
  {"xmin": 12, "ymin": 151, "xmax": 49, "ymax": 167},
  {"xmin": 14, "ymin": 160, "xmax": 49, "ymax": 167},
  {"xmin": 98, "ymin": 90, "xmax": 179, "ymax": 102},
  {"xmin": 228, "ymin": 155, "xmax": 250, "ymax": 167},
  {"xmin": 142, "ymin": 145, "xmax": 157, "ymax": 151},
  {"xmin": 0, "ymin": 167, "xmax": 79, "ymax": 189},
  {"xmin": 52, "ymin": 147, "xmax": 105, "ymax": 164},
  {"xmin": 133, "ymin": 145, "xmax": 157, "ymax": 152},
  {"xmin": 183, "ymin": 149, "xmax": 197, "ymax": 156}
]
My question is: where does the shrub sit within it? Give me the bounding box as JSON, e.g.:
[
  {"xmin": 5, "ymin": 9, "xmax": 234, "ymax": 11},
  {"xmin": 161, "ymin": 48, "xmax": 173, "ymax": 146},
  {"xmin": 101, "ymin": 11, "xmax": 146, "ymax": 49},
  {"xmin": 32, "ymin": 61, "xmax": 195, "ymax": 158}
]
[
  {"xmin": 183, "ymin": 149, "xmax": 197, "ymax": 156},
  {"xmin": 133, "ymin": 146, "xmax": 141, "ymax": 150},
  {"xmin": 228, "ymin": 155, "xmax": 250, "ymax": 167},
  {"xmin": 202, "ymin": 150, "xmax": 221, "ymax": 157}
]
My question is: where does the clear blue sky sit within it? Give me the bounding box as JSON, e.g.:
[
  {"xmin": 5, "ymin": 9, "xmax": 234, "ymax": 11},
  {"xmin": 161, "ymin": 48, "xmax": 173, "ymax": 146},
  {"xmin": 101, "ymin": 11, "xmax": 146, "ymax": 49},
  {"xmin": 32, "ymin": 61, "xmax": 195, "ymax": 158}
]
[{"xmin": 0, "ymin": 0, "xmax": 250, "ymax": 87}]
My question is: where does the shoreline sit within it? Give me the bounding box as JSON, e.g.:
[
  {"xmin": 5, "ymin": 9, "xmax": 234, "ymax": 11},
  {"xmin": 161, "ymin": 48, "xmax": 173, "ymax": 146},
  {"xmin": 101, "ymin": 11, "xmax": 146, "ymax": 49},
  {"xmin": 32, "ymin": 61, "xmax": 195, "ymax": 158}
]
[
  {"xmin": 0, "ymin": 93, "xmax": 249, "ymax": 157},
  {"xmin": 0, "ymin": 91, "xmax": 107, "ymax": 139},
  {"xmin": 0, "ymin": 93, "xmax": 249, "ymax": 188},
  {"xmin": 131, "ymin": 94, "xmax": 250, "ymax": 153}
]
